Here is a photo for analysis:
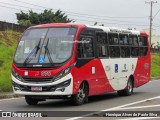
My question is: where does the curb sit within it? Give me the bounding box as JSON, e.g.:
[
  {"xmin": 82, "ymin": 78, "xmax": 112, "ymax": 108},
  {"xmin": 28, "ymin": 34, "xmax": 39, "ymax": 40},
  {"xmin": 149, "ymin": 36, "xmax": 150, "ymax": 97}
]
[
  {"xmin": 0, "ymin": 91, "xmax": 22, "ymax": 99},
  {"xmin": 151, "ymin": 77, "xmax": 160, "ymax": 80}
]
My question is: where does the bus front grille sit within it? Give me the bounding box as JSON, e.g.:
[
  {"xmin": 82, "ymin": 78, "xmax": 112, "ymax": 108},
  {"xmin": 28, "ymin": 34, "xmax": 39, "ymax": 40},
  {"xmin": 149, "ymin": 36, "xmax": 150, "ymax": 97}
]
[{"xmin": 22, "ymin": 77, "xmax": 53, "ymax": 83}]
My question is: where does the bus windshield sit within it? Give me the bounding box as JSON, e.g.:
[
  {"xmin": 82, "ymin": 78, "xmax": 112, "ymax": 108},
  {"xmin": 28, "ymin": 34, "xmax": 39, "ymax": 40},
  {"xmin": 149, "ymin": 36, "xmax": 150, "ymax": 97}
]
[{"xmin": 14, "ymin": 27, "xmax": 77, "ymax": 64}]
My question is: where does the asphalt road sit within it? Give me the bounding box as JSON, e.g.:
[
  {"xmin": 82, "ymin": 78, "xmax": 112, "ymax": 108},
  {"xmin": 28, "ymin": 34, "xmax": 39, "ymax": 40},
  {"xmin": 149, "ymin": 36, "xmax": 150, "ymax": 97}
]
[{"xmin": 0, "ymin": 80, "xmax": 160, "ymax": 120}]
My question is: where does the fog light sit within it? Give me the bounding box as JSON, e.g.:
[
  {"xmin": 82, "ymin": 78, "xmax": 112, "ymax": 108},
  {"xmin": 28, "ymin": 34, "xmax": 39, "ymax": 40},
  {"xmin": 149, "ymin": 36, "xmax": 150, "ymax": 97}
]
[
  {"xmin": 12, "ymin": 81, "xmax": 21, "ymax": 91},
  {"xmin": 14, "ymin": 87, "xmax": 20, "ymax": 91},
  {"xmin": 61, "ymin": 88, "xmax": 65, "ymax": 92},
  {"xmin": 56, "ymin": 88, "xmax": 65, "ymax": 92},
  {"xmin": 50, "ymin": 87, "xmax": 56, "ymax": 91}
]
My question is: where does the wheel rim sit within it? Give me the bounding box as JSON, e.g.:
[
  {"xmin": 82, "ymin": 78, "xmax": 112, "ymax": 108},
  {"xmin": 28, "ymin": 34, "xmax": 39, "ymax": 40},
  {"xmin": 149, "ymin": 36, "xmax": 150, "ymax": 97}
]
[
  {"xmin": 128, "ymin": 80, "xmax": 132, "ymax": 93},
  {"xmin": 77, "ymin": 84, "xmax": 85, "ymax": 102}
]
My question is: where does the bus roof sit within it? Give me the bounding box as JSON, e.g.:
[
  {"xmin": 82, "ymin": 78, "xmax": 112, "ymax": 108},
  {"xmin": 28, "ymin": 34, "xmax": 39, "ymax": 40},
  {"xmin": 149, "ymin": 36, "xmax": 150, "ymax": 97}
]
[{"xmin": 30, "ymin": 23, "xmax": 147, "ymax": 35}]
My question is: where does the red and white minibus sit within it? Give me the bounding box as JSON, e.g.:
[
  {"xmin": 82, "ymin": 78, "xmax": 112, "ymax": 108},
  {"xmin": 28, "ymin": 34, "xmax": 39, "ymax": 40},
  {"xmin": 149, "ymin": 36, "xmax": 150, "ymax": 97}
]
[{"xmin": 11, "ymin": 23, "xmax": 150, "ymax": 105}]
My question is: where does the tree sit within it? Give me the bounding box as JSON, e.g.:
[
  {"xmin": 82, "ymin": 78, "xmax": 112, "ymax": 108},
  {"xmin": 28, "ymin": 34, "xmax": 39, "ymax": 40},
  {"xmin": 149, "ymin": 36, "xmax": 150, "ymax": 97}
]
[
  {"xmin": 18, "ymin": 20, "xmax": 31, "ymax": 26},
  {"xmin": 54, "ymin": 10, "xmax": 72, "ymax": 23},
  {"xmin": 16, "ymin": 9, "xmax": 72, "ymax": 26},
  {"xmin": 16, "ymin": 11, "xmax": 29, "ymax": 20},
  {"xmin": 39, "ymin": 9, "xmax": 55, "ymax": 24},
  {"xmin": 28, "ymin": 10, "xmax": 41, "ymax": 25}
]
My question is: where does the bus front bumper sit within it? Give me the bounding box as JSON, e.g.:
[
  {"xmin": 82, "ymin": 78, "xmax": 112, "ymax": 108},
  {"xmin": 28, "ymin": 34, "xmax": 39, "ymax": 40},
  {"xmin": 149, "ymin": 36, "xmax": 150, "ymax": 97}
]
[{"xmin": 11, "ymin": 73, "xmax": 73, "ymax": 96}]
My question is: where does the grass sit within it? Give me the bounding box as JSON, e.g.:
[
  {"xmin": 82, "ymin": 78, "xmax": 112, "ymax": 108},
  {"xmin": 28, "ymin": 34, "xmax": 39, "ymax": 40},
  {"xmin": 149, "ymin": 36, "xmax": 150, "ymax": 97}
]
[
  {"xmin": 151, "ymin": 52, "xmax": 160, "ymax": 77},
  {"xmin": 0, "ymin": 30, "xmax": 21, "ymax": 92},
  {"xmin": 0, "ymin": 30, "xmax": 160, "ymax": 92},
  {"xmin": 1, "ymin": 93, "xmax": 8, "ymax": 98}
]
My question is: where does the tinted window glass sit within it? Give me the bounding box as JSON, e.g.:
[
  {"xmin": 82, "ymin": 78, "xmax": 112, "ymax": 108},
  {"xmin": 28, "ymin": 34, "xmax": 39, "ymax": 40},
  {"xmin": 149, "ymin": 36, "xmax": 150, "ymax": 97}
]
[
  {"xmin": 108, "ymin": 33, "xmax": 119, "ymax": 45},
  {"xmin": 139, "ymin": 36, "xmax": 148, "ymax": 57},
  {"xmin": 121, "ymin": 47, "xmax": 130, "ymax": 58},
  {"xmin": 139, "ymin": 47, "xmax": 148, "ymax": 56},
  {"xmin": 81, "ymin": 29, "xmax": 95, "ymax": 35},
  {"xmin": 109, "ymin": 46, "xmax": 120, "ymax": 58},
  {"xmin": 131, "ymin": 47, "xmax": 139, "ymax": 57},
  {"xmin": 78, "ymin": 36, "xmax": 94, "ymax": 58},
  {"xmin": 97, "ymin": 33, "xmax": 107, "ymax": 44},
  {"xmin": 139, "ymin": 36, "xmax": 148, "ymax": 46},
  {"xmin": 129, "ymin": 35, "xmax": 138, "ymax": 46},
  {"xmin": 97, "ymin": 33, "xmax": 108, "ymax": 57},
  {"xmin": 97, "ymin": 45, "xmax": 108, "ymax": 57},
  {"xmin": 129, "ymin": 36, "xmax": 133, "ymax": 45},
  {"xmin": 133, "ymin": 36, "xmax": 139, "ymax": 46},
  {"xmin": 119, "ymin": 34, "xmax": 129, "ymax": 45}
]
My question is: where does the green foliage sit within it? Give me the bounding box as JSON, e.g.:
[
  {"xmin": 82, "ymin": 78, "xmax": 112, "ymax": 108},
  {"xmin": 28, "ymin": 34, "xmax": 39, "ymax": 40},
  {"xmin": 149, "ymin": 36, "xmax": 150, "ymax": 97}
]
[
  {"xmin": 0, "ymin": 31, "xmax": 21, "ymax": 92},
  {"xmin": 151, "ymin": 52, "xmax": 160, "ymax": 77},
  {"xmin": 16, "ymin": 9, "xmax": 72, "ymax": 26},
  {"xmin": 16, "ymin": 11, "xmax": 29, "ymax": 20},
  {"xmin": 156, "ymin": 42, "xmax": 160, "ymax": 50},
  {"xmin": 0, "ymin": 93, "xmax": 9, "ymax": 98},
  {"xmin": 18, "ymin": 20, "xmax": 31, "ymax": 26},
  {"xmin": 39, "ymin": 9, "xmax": 56, "ymax": 24},
  {"xmin": 29, "ymin": 10, "xmax": 41, "ymax": 25},
  {"xmin": 54, "ymin": 10, "xmax": 72, "ymax": 23}
]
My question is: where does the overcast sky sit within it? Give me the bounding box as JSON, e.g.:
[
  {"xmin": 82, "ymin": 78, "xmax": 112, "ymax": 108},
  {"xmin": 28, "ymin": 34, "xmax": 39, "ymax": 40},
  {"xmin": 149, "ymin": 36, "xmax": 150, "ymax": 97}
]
[{"xmin": 0, "ymin": 0, "xmax": 160, "ymax": 34}]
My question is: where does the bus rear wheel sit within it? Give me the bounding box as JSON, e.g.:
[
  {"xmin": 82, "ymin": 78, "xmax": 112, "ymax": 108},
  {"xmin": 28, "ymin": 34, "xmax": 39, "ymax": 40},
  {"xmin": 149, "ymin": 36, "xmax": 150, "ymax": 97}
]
[
  {"xmin": 117, "ymin": 78, "xmax": 133, "ymax": 96},
  {"xmin": 25, "ymin": 95, "xmax": 39, "ymax": 105},
  {"xmin": 71, "ymin": 82, "xmax": 88, "ymax": 106}
]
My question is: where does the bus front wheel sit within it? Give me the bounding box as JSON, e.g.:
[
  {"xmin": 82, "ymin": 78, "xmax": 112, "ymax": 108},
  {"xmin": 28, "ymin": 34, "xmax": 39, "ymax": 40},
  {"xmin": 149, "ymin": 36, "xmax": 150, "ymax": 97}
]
[
  {"xmin": 117, "ymin": 78, "xmax": 133, "ymax": 96},
  {"xmin": 71, "ymin": 82, "xmax": 88, "ymax": 106},
  {"xmin": 25, "ymin": 95, "xmax": 39, "ymax": 105}
]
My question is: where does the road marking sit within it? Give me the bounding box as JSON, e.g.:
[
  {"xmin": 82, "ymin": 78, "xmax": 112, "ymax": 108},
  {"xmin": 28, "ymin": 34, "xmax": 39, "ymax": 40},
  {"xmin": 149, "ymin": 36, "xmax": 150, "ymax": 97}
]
[
  {"xmin": 101, "ymin": 96, "xmax": 160, "ymax": 111},
  {"xmin": 114, "ymin": 104, "xmax": 160, "ymax": 110},
  {"xmin": 0, "ymin": 97, "xmax": 23, "ymax": 102},
  {"xmin": 118, "ymin": 117, "xmax": 160, "ymax": 120},
  {"xmin": 66, "ymin": 96, "xmax": 160, "ymax": 120}
]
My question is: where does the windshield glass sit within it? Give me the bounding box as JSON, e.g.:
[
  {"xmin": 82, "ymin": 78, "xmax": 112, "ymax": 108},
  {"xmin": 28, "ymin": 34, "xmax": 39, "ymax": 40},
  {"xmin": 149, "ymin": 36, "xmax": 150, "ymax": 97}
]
[{"xmin": 14, "ymin": 27, "xmax": 77, "ymax": 64}]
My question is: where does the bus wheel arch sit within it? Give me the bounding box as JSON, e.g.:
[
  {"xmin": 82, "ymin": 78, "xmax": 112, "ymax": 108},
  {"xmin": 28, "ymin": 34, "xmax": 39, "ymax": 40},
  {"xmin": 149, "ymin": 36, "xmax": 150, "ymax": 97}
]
[
  {"xmin": 129, "ymin": 75, "xmax": 134, "ymax": 88},
  {"xmin": 71, "ymin": 80, "xmax": 89, "ymax": 105},
  {"xmin": 117, "ymin": 76, "xmax": 134, "ymax": 96},
  {"xmin": 83, "ymin": 80, "xmax": 89, "ymax": 94}
]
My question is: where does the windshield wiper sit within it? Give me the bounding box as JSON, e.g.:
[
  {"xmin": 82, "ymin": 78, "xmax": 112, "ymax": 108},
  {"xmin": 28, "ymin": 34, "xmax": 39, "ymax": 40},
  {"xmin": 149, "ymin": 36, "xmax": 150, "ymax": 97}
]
[
  {"xmin": 23, "ymin": 38, "xmax": 42, "ymax": 66},
  {"xmin": 44, "ymin": 38, "xmax": 54, "ymax": 66}
]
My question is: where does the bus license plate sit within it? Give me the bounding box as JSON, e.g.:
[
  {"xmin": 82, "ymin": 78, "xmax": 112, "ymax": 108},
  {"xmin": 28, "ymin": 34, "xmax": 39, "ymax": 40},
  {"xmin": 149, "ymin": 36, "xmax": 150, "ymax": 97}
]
[{"xmin": 31, "ymin": 86, "xmax": 42, "ymax": 91}]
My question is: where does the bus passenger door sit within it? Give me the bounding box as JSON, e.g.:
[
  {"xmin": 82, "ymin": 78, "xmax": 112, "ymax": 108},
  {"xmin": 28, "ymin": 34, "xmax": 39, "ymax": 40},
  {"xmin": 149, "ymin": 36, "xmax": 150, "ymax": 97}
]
[{"xmin": 76, "ymin": 34, "xmax": 99, "ymax": 95}]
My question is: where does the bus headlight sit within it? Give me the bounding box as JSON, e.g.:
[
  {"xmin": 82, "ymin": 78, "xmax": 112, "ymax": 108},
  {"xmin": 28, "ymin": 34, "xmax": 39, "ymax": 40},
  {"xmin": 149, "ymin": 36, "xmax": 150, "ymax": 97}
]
[
  {"xmin": 12, "ymin": 68, "xmax": 23, "ymax": 81},
  {"xmin": 54, "ymin": 66, "xmax": 72, "ymax": 81}
]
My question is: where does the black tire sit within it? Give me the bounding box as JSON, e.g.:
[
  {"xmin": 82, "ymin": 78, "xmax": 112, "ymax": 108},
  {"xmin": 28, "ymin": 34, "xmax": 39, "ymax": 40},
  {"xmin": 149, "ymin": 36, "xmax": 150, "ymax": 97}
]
[
  {"xmin": 117, "ymin": 78, "xmax": 133, "ymax": 96},
  {"xmin": 25, "ymin": 96, "xmax": 39, "ymax": 105},
  {"xmin": 71, "ymin": 82, "xmax": 89, "ymax": 106}
]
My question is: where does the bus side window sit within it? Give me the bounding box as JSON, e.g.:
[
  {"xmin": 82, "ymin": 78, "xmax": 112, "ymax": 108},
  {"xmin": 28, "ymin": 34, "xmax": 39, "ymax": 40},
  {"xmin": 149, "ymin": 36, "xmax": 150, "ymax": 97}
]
[
  {"xmin": 108, "ymin": 33, "xmax": 120, "ymax": 58},
  {"xmin": 139, "ymin": 36, "xmax": 148, "ymax": 46},
  {"xmin": 131, "ymin": 47, "xmax": 139, "ymax": 57},
  {"xmin": 77, "ymin": 36, "xmax": 94, "ymax": 58},
  {"xmin": 119, "ymin": 34, "xmax": 130, "ymax": 58},
  {"xmin": 121, "ymin": 47, "xmax": 130, "ymax": 58},
  {"xmin": 139, "ymin": 36, "xmax": 148, "ymax": 57},
  {"xmin": 109, "ymin": 33, "xmax": 119, "ymax": 45},
  {"xmin": 96, "ymin": 32, "xmax": 109, "ymax": 58},
  {"xmin": 129, "ymin": 35, "xmax": 139, "ymax": 57}
]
